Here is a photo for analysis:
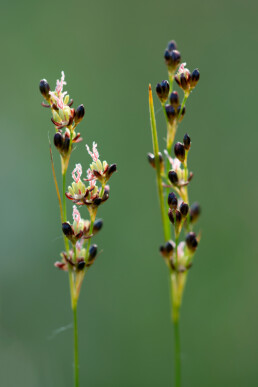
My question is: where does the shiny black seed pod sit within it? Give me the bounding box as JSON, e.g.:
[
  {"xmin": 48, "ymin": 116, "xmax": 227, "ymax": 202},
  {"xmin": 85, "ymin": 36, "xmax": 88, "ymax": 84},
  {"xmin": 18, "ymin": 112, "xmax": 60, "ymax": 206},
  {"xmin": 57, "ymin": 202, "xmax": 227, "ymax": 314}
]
[
  {"xmin": 54, "ymin": 132, "xmax": 63, "ymax": 149},
  {"xmin": 168, "ymin": 208, "xmax": 174, "ymax": 224},
  {"xmin": 180, "ymin": 202, "xmax": 189, "ymax": 216},
  {"xmin": 74, "ymin": 104, "xmax": 85, "ymax": 124},
  {"xmin": 169, "ymin": 91, "xmax": 179, "ymax": 108},
  {"xmin": 62, "ymin": 137, "xmax": 70, "ymax": 153},
  {"xmin": 190, "ymin": 202, "xmax": 201, "ymax": 223},
  {"xmin": 147, "ymin": 153, "xmax": 155, "ymax": 167},
  {"xmin": 107, "ymin": 163, "xmax": 117, "ymax": 177},
  {"xmin": 62, "ymin": 222, "xmax": 74, "ymax": 237},
  {"xmin": 165, "ymin": 241, "xmax": 174, "ymax": 253},
  {"xmin": 93, "ymin": 219, "xmax": 103, "ymax": 233},
  {"xmin": 175, "ymin": 210, "xmax": 182, "ymax": 224},
  {"xmin": 190, "ymin": 69, "xmax": 200, "ymax": 88},
  {"xmin": 88, "ymin": 244, "xmax": 98, "ymax": 260},
  {"xmin": 168, "ymin": 192, "xmax": 178, "ymax": 209},
  {"xmin": 39, "ymin": 79, "xmax": 50, "ymax": 100},
  {"xmin": 183, "ymin": 133, "xmax": 191, "ymax": 150},
  {"xmin": 156, "ymin": 80, "xmax": 170, "ymax": 103},
  {"xmin": 77, "ymin": 260, "xmax": 86, "ymax": 270},
  {"xmin": 168, "ymin": 170, "xmax": 179, "ymax": 185},
  {"xmin": 186, "ymin": 232, "xmax": 198, "ymax": 251},
  {"xmin": 167, "ymin": 40, "xmax": 177, "ymax": 51},
  {"xmin": 174, "ymin": 142, "xmax": 185, "ymax": 162},
  {"xmin": 165, "ymin": 105, "xmax": 176, "ymax": 124},
  {"xmin": 160, "ymin": 240, "xmax": 174, "ymax": 257}
]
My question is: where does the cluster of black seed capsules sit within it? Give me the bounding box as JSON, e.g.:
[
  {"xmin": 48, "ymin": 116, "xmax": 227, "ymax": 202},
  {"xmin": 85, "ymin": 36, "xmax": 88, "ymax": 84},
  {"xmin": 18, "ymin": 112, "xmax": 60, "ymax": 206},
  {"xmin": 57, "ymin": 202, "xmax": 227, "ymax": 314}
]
[{"xmin": 148, "ymin": 40, "xmax": 201, "ymax": 273}]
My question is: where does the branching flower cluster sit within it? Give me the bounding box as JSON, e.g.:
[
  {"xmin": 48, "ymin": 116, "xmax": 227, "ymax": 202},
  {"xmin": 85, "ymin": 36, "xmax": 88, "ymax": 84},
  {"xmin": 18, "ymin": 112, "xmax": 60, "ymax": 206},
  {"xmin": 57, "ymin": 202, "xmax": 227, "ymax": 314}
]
[
  {"xmin": 39, "ymin": 72, "xmax": 117, "ymax": 386},
  {"xmin": 148, "ymin": 40, "xmax": 201, "ymax": 386}
]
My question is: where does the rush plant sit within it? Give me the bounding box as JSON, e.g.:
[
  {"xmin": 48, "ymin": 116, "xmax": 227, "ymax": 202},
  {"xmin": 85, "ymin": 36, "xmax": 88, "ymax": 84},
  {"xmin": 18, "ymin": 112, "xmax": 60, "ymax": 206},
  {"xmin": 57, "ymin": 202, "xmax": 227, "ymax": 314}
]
[
  {"xmin": 147, "ymin": 41, "xmax": 201, "ymax": 386},
  {"xmin": 39, "ymin": 72, "xmax": 117, "ymax": 386}
]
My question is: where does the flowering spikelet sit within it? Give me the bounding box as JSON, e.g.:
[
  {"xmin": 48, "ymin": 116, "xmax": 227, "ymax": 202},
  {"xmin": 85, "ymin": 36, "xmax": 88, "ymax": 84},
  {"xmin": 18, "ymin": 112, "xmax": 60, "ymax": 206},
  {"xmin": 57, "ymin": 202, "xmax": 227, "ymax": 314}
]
[
  {"xmin": 73, "ymin": 205, "xmax": 81, "ymax": 224},
  {"xmin": 72, "ymin": 164, "xmax": 82, "ymax": 183},
  {"xmin": 86, "ymin": 142, "xmax": 99, "ymax": 162}
]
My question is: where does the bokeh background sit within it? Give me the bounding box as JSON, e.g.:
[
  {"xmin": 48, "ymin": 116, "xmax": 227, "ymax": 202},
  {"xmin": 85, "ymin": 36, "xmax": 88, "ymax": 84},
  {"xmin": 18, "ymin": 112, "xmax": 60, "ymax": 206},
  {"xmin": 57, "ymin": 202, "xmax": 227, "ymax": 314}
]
[{"xmin": 1, "ymin": 0, "xmax": 258, "ymax": 386}]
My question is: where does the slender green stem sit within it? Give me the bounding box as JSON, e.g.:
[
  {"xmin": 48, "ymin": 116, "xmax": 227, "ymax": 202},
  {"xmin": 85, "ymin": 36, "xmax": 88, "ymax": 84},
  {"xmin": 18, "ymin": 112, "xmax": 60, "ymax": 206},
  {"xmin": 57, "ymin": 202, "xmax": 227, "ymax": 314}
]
[
  {"xmin": 168, "ymin": 73, "xmax": 174, "ymax": 92},
  {"xmin": 62, "ymin": 172, "xmax": 67, "ymax": 222},
  {"xmin": 149, "ymin": 85, "xmax": 170, "ymax": 241},
  {"xmin": 173, "ymin": 318, "xmax": 181, "ymax": 387},
  {"xmin": 73, "ymin": 302, "xmax": 79, "ymax": 387}
]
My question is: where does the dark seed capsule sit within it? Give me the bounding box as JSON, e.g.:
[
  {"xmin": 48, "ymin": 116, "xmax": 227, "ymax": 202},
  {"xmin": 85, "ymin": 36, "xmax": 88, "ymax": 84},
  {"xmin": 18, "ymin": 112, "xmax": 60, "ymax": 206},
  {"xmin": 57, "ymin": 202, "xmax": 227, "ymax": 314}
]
[
  {"xmin": 183, "ymin": 133, "xmax": 191, "ymax": 150},
  {"xmin": 54, "ymin": 132, "xmax": 63, "ymax": 149},
  {"xmin": 175, "ymin": 210, "xmax": 182, "ymax": 224},
  {"xmin": 88, "ymin": 244, "xmax": 98, "ymax": 260},
  {"xmin": 93, "ymin": 197, "xmax": 102, "ymax": 206},
  {"xmin": 62, "ymin": 137, "xmax": 70, "ymax": 153},
  {"xmin": 190, "ymin": 69, "xmax": 200, "ymax": 88},
  {"xmin": 186, "ymin": 232, "xmax": 198, "ymax": 251},
  {"xmin": 174, "ymin": 142, "xmax": 185, "ymax": 162},
  {"xmin": 77, "ymin": 260, "xmax": 85, "ymax": 270},
  {"xmin": 156, "ymin": 80, "xmax": 170, "ymax": 103},
  {"xmin": 107, "ymin": 163, "xmax": 117, "ymax": 177},
  {"xmin": 168, "ymin": 192, "xmax": 178, "ymax": 209},
  {"xmin": 190, "ymin": 202, "xmax": 201, "ymax": 223},
  {"xmin": 180, "ymin": 202, "xmax": 189, "ymax": 216},
  {"xmin": 169, "ymin": 91, "xmax": 179, "ymax": 108},
  {"xmin": 93, "ymin": 219, "xmax": 103, "ymax": 233},
  {"xmin": 165, "ymin": 241, "xmax": 174, "ymax": 253},
  {"xmin": 74, "ymin": 104, "xmax": 85, "ymax": 124},
  {"xmin": 167, "ymin": 40, "xmax": 177, "ymax": 51},
  {"xmin": 147, "ymin": 153, "xmax": 155, "ymax": 167},
  {"xmin": 62, "ymin": 222, "xmax": 74, "ymax": 237},
  {"xmin": 168, "ymin": 170, "xmax": 179, "ymax": 185},
  {"xmin": 160, "ymin": 240, "xmax": 174, "ymax": 257},
  {"xmin": 168, "ymin": 208, "xmax": 174, "ymax": 224},
  {"xmin": 39, "ymin": 79, "xmax": 50, "ymax": 100},
  {"xmin": 165, "ymin": 105, "xmax": 176, "ymax": 124}
]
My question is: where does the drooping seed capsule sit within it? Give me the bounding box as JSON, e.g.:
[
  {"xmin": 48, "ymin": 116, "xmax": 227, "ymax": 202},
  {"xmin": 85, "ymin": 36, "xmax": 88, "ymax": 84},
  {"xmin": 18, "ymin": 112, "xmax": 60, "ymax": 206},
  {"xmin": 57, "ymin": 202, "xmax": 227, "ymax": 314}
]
[
  {"xmin": 190, "ymin": 202, "xmax": 201, "ymax": 223},
  {"xmin": 88, "ymin": 244, "xmax": 98, "ymax": 261},
  {"xmin": 174, "ymin": 142, "xmax": 185, "ymax": 162},
  {"xmin": 62, "ymin": 222, "xmax": 74, "ymax": 237},
  {"xmin": 186, "ymin": 232, "xmax": 198, "ymax": 252},
  {"xmin": 169, "ymin": 91, "xmax": 179, "ymax": 108},
  {"xmin": 93, "ymin": 219, "xmax": 103, "ymax": 234},
  {"xmin": 54, "ymin": 132, "xmax": 63, "ymax": 149},
  {"xmin": 156, "ymin": 80, "xmax": 170, "ymax": 103},
  {"xmin": 179, "ymin": 202, "xmax": 189, "ymax": 216},
  {"xmin": 168, "ymin": 192, "xmax": 178, "ymax": 209},
  {"xmin": 39, "ymin": 79, "xmax": 50, "ymax": 101},
  {"xmin": 168, "ymin": 170, "xmax": 179, "ymax": 185},
  {"xmin": 74, "ymin": 104, "xmax": 85, "ymax": 124},
  {"xmin": 183, "ymin": 133, "xmax": 191, "ymax": 150}
]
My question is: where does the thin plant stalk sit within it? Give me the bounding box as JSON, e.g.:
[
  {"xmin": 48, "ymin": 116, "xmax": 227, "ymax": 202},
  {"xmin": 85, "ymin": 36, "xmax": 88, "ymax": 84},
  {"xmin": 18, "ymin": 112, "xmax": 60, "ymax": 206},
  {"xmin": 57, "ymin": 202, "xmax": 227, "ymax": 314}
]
[
  {"xmin": 149, "ymin": 84, "xmax": 182, "ymax": 386},
  {"xmin": 149, "ymin": 85, "xmax": 170, "ymax": 241}
]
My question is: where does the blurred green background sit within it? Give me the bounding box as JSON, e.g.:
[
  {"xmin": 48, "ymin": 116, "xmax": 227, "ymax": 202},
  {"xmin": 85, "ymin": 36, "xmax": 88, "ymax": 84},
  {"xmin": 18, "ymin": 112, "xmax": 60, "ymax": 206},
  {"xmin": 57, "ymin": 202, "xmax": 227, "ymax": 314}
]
[{"xmin": 1, "ymin": 0, "xmax": 258, "ymax": 386}]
